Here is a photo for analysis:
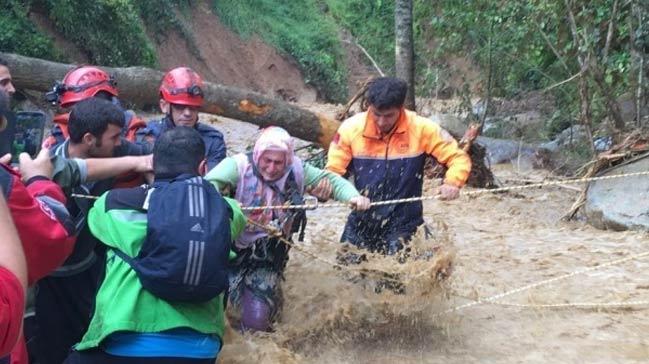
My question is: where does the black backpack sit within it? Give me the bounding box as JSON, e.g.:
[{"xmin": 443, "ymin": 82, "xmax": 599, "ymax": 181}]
[{"xmin": 114, "ymin": 174, "xmax": 232, "ymax": 302}]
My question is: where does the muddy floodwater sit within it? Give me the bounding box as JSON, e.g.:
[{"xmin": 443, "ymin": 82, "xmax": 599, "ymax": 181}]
[{"xmin": 207, "ymin": 115, "xmax": 649, "ymax": 364}]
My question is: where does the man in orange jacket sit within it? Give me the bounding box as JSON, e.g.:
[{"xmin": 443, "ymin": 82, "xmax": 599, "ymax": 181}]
[{"xmin": 327, "ymin": 77, "xmax": 471, "ymax": 255}]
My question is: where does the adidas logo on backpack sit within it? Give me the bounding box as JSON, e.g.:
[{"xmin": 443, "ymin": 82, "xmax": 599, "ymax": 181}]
[{"xmin": 190, "ymin": 223, "xmax": 204, "ymax": 233}]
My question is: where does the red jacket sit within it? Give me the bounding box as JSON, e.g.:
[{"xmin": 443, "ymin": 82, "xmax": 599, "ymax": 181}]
[
  {"xmin": 0, "ymin": 165, "xmax": 76, "ymax": 285},
  {"xmin": 0, "ymin": 268, "xmax": 24, "ymax": 358},
  {"xmin": 0, "ymin": 164, "xmax": 75, "ymax": 364}
]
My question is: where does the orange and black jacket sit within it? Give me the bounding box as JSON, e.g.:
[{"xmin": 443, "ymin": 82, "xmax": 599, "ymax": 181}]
[{"xmin": 326, "ymin": 109, "xmax": 471, "ymax": 230}]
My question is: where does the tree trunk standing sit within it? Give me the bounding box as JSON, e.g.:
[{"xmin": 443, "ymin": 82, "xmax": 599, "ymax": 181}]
[
  {"xmin": 395, "ymin": 0, "xmax": 416, "ymax": 110},
  {"xmin": 0, "ymin": 52, "xmax": 340, "ymax": 147},
  {"xmin": 564, "ymin": 0, "xmax": 596, "ymax": 155},
  {"xmin": 593, "ymin": 0, "xmax": 625, "ymax": 132},
  {"xmin": 631, "ymin": 1, "xmax": 648, "ymax": 126}
]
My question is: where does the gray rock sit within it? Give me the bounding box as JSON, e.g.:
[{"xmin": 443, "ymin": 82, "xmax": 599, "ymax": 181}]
[
  {"xmin": 482, "ymin": 111, "xmax": 546, "ymax": 139},
  {"xmin": 476, "ymin": 136, "xmax": 538, "ymax": 167},
  {"xmin": 585, "ymin": 155, "xmax": 649, "ymax": 231},
  {"xmin": 540, "ymin": 125, "xmax": 589, "ymax": 152},
  {"xmin": 428, "ymin": 113, "xmax": 467, "ymax": 138}
]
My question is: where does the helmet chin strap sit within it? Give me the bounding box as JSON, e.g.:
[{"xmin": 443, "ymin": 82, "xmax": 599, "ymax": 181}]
[
  {"xmin": 163, "ymin": 103, "xmax": 177, "ymax": 126},
  {"xmin": 167, "ymin": 111, "xmax": 176, "ymax": 126}
]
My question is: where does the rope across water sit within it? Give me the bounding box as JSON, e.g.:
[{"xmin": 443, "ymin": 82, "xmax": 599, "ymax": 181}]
[
  {"xmin": 70, "ymin": 170, "xmax": 649, "ymax": 209},
  {"xmin": 69, "ymin": 170, "xmax": 649, "ymax": 312}
]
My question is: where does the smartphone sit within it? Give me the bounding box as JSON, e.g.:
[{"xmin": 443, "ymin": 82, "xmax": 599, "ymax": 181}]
[{"xmin": 11, "ymin": 112, "xmax": 46, "ymax": 163}]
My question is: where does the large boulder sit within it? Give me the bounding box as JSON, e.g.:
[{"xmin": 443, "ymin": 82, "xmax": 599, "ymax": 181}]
[
  {"xmin": 482, "ymin": 111, "xmax": 546, "ymax": 140},
  {"xmin": 585, "ymin": 155, "xmax": 649, "ymax": 231},
  {"xmin": 475, "ymin": 136, "xmax": 541, "ymax": 169}
]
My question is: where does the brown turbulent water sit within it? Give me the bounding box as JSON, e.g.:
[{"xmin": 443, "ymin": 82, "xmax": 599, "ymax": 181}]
[{"xmin": 209, "ymin": 115, "xmax": 649, "ymax": 364}]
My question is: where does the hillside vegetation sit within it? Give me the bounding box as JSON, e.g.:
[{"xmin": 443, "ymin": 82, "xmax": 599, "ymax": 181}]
[{"xmin": 1, "ymin": 0, "xmax": 647, "ymax": 124}]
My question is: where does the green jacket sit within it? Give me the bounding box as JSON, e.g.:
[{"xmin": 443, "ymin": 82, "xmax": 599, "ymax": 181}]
[
  {"xmin": 206, "ymin": 156, "xmax": 361, "ymax": 201},
  {"xmin": 76, "ymin": 184, "xmax": 245, "ymax": 350}
]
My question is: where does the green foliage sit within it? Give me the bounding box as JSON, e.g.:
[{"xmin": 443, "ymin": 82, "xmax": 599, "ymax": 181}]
[
  {"xmin": 327, "ymin": 0, "xmax": 644, "ymax": 139},
  {"xmin": 325, "ymin": 0, "xmax": 395, "ymax": 73},
  {"xmin": 0, "ymin": 0, "xmax": 60, "ymax": 60},
  {"xmin": 40, "ymin": 0, "xmax": 158, "ymax": 67},
  {"xmin": 134, "ymin": 0, "xmax": 202, "ymax": 60},
  {"xmin": 213, "ymin": 0, "xmax": 348, "ymax": 102}
]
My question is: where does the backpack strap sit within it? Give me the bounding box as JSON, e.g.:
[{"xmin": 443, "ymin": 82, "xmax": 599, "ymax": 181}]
[{"xmin": 110, "ymin": 186, "xmax": 153, "ymax": 271}]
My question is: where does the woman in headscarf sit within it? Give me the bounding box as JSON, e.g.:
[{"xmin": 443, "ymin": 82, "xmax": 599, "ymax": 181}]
[{"xmin": 206, "ymin": 126, "xmax": 369, "ymax": 332}]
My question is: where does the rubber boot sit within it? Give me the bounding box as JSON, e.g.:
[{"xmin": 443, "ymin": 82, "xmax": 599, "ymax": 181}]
[{"xmin": 240, "ymin": 287, "xmax": 272, "ymax": 332}]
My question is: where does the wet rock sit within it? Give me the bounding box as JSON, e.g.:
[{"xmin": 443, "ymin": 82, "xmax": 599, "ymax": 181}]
[
  {"xmin": 483, "ymin": 111, "xmax": 546, "ymax": 140},
  {"xmin": 585, "ymin": 155, "xmax": 649, "ymax": 231},
  {"xmin": 428, "ymin": 113, "xmax": 549, "ymax": 170},
  {"xmin": 540, "ymin": 125, "xmax": 589, "ymax": 152},
  {"xmin": 428, "ymin": 113, "xmax": 467, "ymax": 138},
  {"xmin": 476, "ymin": 136, "xmax": 541, "ymax": 169}
]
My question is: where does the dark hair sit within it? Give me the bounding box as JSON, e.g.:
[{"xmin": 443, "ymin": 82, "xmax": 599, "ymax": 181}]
[
  {"xmin": 153, "ymin": 126, "xmax": 205, "ymax": 177},
  {"xmin": 367, "ymin": 77, "xmax": 408, "ymax": 110},
  {"xmin": 0, "ymin": 57, "xmax": 8, "ymax": 68},
  {"xmin": 68, "ymin": 97, "xmax": 125, "ymax": 143}
]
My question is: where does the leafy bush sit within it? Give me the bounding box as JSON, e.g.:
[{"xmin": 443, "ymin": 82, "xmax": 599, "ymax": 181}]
[
  {"xmin": 0, "ymin": 1, "xmax": 60, "ymax": 60},
  {"xmin": 213, "ymin": 0, "xmax": 348, "ymax": 102},
  {"xmin": 40, "ymin": 0, "xmax": 158, "ymax": 67},
  {"xmin": 134, "ymin": 0, "xmax": 202, "ymax": 60},
  {"xmin": 326, "ymin": 0, "xmax": 395, "ymax": 73}
]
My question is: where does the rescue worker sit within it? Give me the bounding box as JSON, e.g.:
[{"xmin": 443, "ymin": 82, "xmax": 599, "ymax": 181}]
[
  {"xmin": 33, "ymin": 98, "xmax": 153, "ymax": 364},
  {"xmin": 42, "ymin": 65, "xmax": 147, "ymax": 149},
  {"xmin": 64, "ymin": 127, "xmax": 245, "ymax": 363},
  {"xmin": 327, "ymin": 77, "xmax": 471, "ymax": 255},
  {"xmin": 206, "ymin": 126, "xmax": 370, "ymax": 332},
  {"xmin": 136, "ymin": 67, "xmax": 226, "ymax": 171}
]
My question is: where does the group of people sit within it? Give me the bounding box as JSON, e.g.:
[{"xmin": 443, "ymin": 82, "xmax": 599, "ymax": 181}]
[{"xmin": 0, "ymin": 55, "xmax": 471, "ymax": 363}]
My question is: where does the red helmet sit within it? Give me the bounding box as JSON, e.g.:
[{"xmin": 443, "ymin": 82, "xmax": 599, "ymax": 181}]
[
  {"xmin": 57, "ymin": 66, "xmax": 118, "ymax": 108},
  {"xmin": 159, "ymin": 67, "xmax": 204, "ymax": 107}
]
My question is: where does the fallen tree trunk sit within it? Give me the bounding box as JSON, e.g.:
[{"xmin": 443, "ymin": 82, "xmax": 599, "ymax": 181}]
[{"xmin": 1, "ymin": 52, "xmax": 339, "ymax": 147}]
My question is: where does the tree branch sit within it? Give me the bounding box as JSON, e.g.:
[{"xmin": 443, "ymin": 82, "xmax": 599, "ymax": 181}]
[
  {"xmin": 603, "ymin": 0, "xmax": 620, "ymax": 62},
  {"xmin": 343, "ymin": 40, "xmax": 385, "ymax": 77},
  {"xmin": 537, "ymin": 24, "xmax": 571, "ymax": 73}
]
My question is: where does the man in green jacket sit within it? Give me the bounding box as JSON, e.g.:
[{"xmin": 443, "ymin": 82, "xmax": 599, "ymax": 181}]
[{"xmin": 64, "ymin": 127, "xmax": 245, "ymax": 363}]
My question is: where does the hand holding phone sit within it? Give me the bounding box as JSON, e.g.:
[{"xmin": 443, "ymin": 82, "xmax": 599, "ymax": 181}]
[{"xmin": 18, "ymin": 148, "xmax": 53, "ymax": 181}]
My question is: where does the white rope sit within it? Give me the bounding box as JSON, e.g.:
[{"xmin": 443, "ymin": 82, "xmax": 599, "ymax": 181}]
[
  {"xmin": 488, "ymin": 300, "xmax": 649, "ymax": 309},
  {"xmin": 70, "ymin": 170, "xmax": 649, "ymax": 208},
  {"xmin": 437, "ymin": 250, "xmax": 649, "ymax": 316},
  {"xmin": 239, "ymin": 170, "xmax": 649, "ymax": 211}
]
